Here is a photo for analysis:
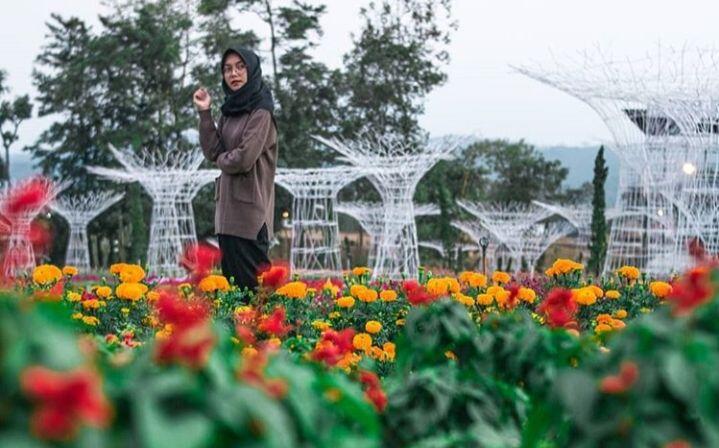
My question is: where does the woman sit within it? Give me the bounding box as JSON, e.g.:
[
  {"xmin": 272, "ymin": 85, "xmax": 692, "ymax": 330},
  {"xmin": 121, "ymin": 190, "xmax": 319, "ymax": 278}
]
[{"xmin": 193, "ymin": 46, "xmax": 277, "ymax": 291}]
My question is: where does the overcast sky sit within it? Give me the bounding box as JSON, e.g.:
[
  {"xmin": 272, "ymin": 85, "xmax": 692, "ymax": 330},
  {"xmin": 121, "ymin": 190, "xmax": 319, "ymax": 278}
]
[{"xmin": 3, "ymin": 0, "xmax": 719, "ymax": 156}]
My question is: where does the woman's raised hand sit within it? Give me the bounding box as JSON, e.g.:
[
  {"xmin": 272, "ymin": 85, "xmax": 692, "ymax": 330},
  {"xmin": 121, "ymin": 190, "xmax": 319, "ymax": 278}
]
[{"xmin": 193, "ymin": 87, "xmax": 211, "ymax": 111}]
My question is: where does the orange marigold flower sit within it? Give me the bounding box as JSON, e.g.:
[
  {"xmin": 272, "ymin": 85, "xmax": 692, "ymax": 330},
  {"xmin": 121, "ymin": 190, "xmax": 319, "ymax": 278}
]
[
  {"xmin": 605, "ymin": 289, "xmax": 621, "ymax": 299},
  {"xmin": 476, "ymin": 293, "xmax": 494, "ymax": 306},
  {"xmin": 352, "ymin": 333, "xmax": 372, "ymax": 352},
  {"xmin": 518, "ymin": 287, "xmax": 536, "ymax": 303},
  {"xmin": 617, "ymin": 265, "xmax": 640, "ymax": 280},
  {"xmin": 352, "ymin": 266, "xmax": 371, "ymax": 277},
  {"xmin": 649, "ymin": 281, "xmax": 672, "ymax": 298},
  {"xmin": 336, "ymin": 296, "xmax": 355, "ymax": 308},
  {"xmin": 379, "ymin": 289, "xmax": 397, "ymax": 302},
  {"xmin": 274, "ymin": 281, "xmax": 307, "ymax": 299},
  {"xmin": 62, "ymin": 266, "xmax": 78, "ymax": 277},
  {"xmin": 32, "ymin": 264, "xmax": 63, "ymax": 286},
  {"xmin": 491, "ymin": 271, "xmax": 511, "ymax": 284}
]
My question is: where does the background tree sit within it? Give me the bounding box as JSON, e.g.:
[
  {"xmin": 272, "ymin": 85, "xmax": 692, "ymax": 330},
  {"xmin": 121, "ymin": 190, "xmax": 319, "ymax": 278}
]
[
  {"xmin": 588, "ymin": 145, "xmax": 609, "ymax": 276},
  {"xmin": 338, "ymin": 0, "xmax": 456, "ymax": 142},
  {"xmin": 0, "ymin": 71, "xmax": 33, "ymax": 185}
]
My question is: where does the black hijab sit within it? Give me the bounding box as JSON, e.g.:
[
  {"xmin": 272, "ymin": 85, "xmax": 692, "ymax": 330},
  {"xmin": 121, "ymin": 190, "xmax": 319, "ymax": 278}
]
[{"xmin": 220, "ymin": 46, "xmax": 275, "ymax": 118}]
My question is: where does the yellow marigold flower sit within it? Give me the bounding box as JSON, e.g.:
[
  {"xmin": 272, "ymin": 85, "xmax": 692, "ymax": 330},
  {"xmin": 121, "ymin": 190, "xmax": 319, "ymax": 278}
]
[
  {"xmin": 547, "ymin": 258, "xmax": 584, "ymax": 276},
  {"xmin": 117, "ymin": 264, "xmax": 145, "ymax": 283},
  {"xmin": 336, "ymin": 296, "xmax": 355, "ymax": 308},
  {"xmin": 267, "ymin": 337, "xmax": 282, "ymax": 348},
  {"xmin": 365, "ymin": 320, "xmax": 382, "ymax": 334},
  {"xmin": 116, "ymin": 282, "xmax": 145, "ymax": 301},
  {"xmin": 66, "ymin": 292, "xmax": 82, "ymax": 302},
  {"xmin": 32, "ymin": 264, "xmax": 63, "ymax": 286},
  {"xmin": 71, "ymin": 312, "xmax": 83, "ymax": 320},
  {"xmin": 357, "ymin": 288, "xmax": 378, "ymax": 303},
  {"xmin": 572, "ymin": 287, "xmax": 597, "ymax": 306},
  {"xmin": 617, "ymin": 265, "xmax": 640, "ymax": 280},
  {"xmin": 241, "ymin": 346, "xmax": 258, "ymax": 359},
  {"xmin": 486, "ymin": 285, "xmax": 502, "ymax": 296},
  {"xmin": 81, "ymin": 316, "xmax": 99, "ymax": 326},
  {"xmin": 518, "ymin": 287, "xmax": 536, "ymax": 303},
  {"xmin": 352, "ymin": 333, "xmax": 372, "ymax": 352},
  {"xmin": 81, "ymin": 299, "xmax": 102, "ymax": 310},
  {"xmin": 322, "ymin": 279, "xmax": 340, "ymax": 297},
  {"xmin": 492, "ymin": 271, "xmax": 511, "ymax": 285},
  {"xmin": 312, "ymin": 320, "xmax": 332, "ymax": 331},
  {"xmin": 589, "ymin": 285, "xmax": 604, "ymax": 298},
  {"xmin": 352, "ymin": 266, "xmax": 371, "ymax": 277},
  {"xmin": 613, "ymin": 309, "xmax": 628, "ymax": 319},
  {"xmin": 95, "ymin": 286, "xmax": 112, "ymax": 299},
  {"xmin": 605, "ymin": 290, "xmax": 621, "ymax": 299},
  {"xmin": 459, "ymin": 271, "xmax": 487, "ymax": 288},
  {"xmin": 595, "ymin": 323, "xmax": 612, "ymax": 333},
  {"xmin": 62, "ymin": 266, "xmax": 78, "ymax": 277},
  {"xmin": 146, "ymin": 291, "xmax": 160, "ymax": 302},
  {"xmin": 383, "ymin": 342, "xmax": 396, "ymax": 360},
  {"xmin": 445, "ymin": 350, "xmax": 457, "ymax": 360},
  {"xmin": 649, "ymin": 281, "xmax": 672, "ymax": 298},
  {"xmin": 328, "ymin": 311, "xmax": 341, "ymax": 319},
  {"xmin": 380, "ymin": 290, "xmax": 397, "ymax": 302},
  {"xmin": 395, "ymin": 318, "xmax": 406, "ymax": 326},
  {"xmin": 199, "ymin": 275, "xmax": 231, "ymax": 294},
  {"xmin": 476, "ymin": 293, "xmax": 494, "ymax": 306}
]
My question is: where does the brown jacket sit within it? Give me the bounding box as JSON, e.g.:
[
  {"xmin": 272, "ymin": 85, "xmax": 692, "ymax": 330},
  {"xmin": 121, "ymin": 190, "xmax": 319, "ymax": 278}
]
[{"xmin": 199, "ymin": 108, "xmax": 277, "ymax": 240}]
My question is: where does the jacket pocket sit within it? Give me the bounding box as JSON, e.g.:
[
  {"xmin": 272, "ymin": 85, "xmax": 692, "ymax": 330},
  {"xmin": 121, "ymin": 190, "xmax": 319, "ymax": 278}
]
[
  {"xmin": 213, "ymin": 177, "xmax": 220, "ymax": 201},
  {"xmin": 231, "ymin": 173, "xmax": 256, "ymax": 203}
]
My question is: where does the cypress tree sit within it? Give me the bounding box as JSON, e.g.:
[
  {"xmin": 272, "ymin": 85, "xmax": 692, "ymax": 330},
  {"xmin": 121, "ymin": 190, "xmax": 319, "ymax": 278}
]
[{"xmin": 588, "ymin": 146, "xmax": 609, "ymax": 275}]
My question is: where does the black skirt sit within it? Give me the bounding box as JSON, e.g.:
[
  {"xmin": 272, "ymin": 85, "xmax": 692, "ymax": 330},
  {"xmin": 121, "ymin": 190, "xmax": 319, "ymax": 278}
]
[{"xmin": 217, "ymin": 223, "xmax": 270, "ymax": 292}]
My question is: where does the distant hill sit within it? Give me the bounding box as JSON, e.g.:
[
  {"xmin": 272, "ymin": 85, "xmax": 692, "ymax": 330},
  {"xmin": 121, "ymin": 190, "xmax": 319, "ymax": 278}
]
[
  {"xmin": 538, "ymin": 145, "xmax": 619, "ymax": 205},
  {"xmin": 9, "ymin": 151, "xmax": 39, "ymax": 181}
]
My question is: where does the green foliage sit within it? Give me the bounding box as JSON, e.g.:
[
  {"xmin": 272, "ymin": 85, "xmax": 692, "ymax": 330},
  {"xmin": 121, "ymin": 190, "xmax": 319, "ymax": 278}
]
[
  {"xmin": 338, "ymin": 0, "xmax": 456, "ymax": 142},
  {"xmin": 588, "ymin": 146, "xmax": 609, "ymax": 276},
  {"xmin": 0, "ymin": 71, "xmax": 33, "ymax": 183}
]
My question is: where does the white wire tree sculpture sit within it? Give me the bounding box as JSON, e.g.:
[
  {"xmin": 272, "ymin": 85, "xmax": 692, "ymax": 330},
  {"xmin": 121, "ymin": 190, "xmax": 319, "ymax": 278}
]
[
  {"xmin": 0, "ymin": 178, "xmax": 65, "ymax": 277},
  {"xmin": 521, "ymin": 221, "xmax": 575, "ymax": 275},
  {"xmin": 336, "ymin": 201, "xmax": 440, "ymax": 268},
  {"xmin": 275, "ymin": 166, "xmax": 366, "ymax": 277},
  {"xmin": 49, "ymin": 191, "xmax": 124, "ymax": 271},
  {"xmin": 315, "ymin": 133, "xmax": 469, "ymax": 280},
  {"xmin": 457, "ymin": 200, "xmax": 551, "ymax": 273},
  {"xmin": 87, "ymin": 144, "xmax": 205, "ymax": 277},
  {"xmin": 514, "ymin": 46, "xmax": 718, "ymax": 275},
  {"xmin": 418, "ymin": 240, "xmax": 479, "ymax": 260},
  {"xmin": 532, "ymin": 200, "xmax": 622, "ymax": 259},
  {"xmin": 176, "ymin": 169, "xmax": 220, "ymax": 251}
]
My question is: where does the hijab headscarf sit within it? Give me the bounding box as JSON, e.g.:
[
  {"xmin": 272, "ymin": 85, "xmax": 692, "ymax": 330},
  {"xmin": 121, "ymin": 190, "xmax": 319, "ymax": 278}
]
[{"xmin": 220, "ymin": 46, "xmax": 275, "ymax": 118}]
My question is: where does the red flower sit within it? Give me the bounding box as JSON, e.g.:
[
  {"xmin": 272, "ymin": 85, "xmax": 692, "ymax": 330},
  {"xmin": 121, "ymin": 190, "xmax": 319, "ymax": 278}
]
[
  {"xmin": 667, "ymin": 267, "xmax": 714, "ymax": 315},
  {"xmin": 180, "ymin": 243, "xmax": 221, "ymax": 279},
  {"xmin": 2, "ymin": 177, "xmax": 53, "ymax": 215},
  {"xmin": 664, "ymin": 440, "xmax": 692, "ymax": 448},
  {"xmin": 258, "ymin": 306, "xmax": 291, "ymax": 337},
  {"xmin": 311, "ymin": 328, "xmax": 355, "ymax": 366},
  {"xmin": 20, "ymin": 366, "xmax": 111, "ymax": 441},
  {"xmin": 599, "ymin": 361, "xmax": 639, "ymax": 394},
  {"xmin": 258, "ymin": 263, "xmax": 290, "ymax": 289},
  {"xmin": 503, "ymin": 284, "xmax": 520, "ymax": 310},
  {"xmin": 537, "ymin": 288, "xmax": 578, "ymax": 328},
  {"xmin": 403, "ymin": 280, "xmax": 435, "ymax": 306},
  {"xmin": 154, "ymin": 291, "xmax": 214, "ymax": 368},
  {"xmin": 365, "ymin": 386, "xmax": 387, "ymax": 412},
  {"xmin": 359, "ymin": 370, "xmax": 381, "ymax": 389}
]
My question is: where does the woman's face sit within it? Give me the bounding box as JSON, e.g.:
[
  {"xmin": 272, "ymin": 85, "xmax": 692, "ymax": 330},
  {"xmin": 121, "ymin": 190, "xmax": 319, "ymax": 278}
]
[{"xmin": 223, "ymin": 52, "xmax": 248, "ymax": 91}]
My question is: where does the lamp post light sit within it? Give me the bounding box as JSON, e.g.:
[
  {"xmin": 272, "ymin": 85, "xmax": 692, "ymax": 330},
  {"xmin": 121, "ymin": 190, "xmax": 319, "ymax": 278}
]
[{"xmin": 479, "ymin": 235, "xmax": 489, "ymax": 276}]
